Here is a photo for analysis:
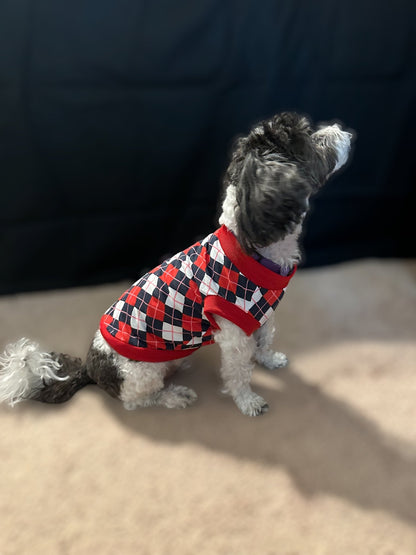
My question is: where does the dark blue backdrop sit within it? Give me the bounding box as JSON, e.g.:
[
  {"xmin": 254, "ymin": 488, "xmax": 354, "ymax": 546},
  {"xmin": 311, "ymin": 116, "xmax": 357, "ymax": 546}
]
[{"xmin": 1, "ymin": 0, "xmax": 415, "ymax": 294}]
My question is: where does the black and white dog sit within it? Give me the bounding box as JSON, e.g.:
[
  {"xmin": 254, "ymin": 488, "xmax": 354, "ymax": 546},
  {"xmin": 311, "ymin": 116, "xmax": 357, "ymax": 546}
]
[{"xmin": 0, "ymin": 112, "xmax": 353, "ymax": 416}]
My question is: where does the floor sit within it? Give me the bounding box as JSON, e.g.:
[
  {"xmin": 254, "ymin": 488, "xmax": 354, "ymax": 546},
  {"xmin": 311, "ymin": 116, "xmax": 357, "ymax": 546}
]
[{"xmin": 1, "ymin": 258, "xmax": 415, "ymax": 554}]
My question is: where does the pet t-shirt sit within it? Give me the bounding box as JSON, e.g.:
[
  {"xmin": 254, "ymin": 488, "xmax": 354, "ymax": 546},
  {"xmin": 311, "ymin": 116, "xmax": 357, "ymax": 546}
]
[{"xmin": 100, "ymin": 225, "xmax": 296, "ymax": 362}]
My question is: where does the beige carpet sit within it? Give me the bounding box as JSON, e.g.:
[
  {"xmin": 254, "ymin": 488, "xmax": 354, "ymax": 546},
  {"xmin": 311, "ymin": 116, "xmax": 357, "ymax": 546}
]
[{"xmin": 1, "ymin": 259, "xmax": 415, "ymax": 555}]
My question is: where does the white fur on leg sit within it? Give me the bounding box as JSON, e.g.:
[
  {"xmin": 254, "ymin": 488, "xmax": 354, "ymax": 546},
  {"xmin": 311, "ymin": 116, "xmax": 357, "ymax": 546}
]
[
  {"xmin": 153, "ymin": 384, "xmax": 198, "ymax": 409},
  {"xmin": 92, "ymin": 330, "xmax": 197, "ymax": 410},
  {"xmin": 123, "ymin": 383, "xmax": 197, "ymax": 410},
  {"xmin": 117, "ymin": 357, "xmax": 167, "ymax": 409},
  {"xmin": 254, "ymin": 319, "xmax": 289, "ymax": 370},
  {"xmin": 92, "ymin": 329, "xmax": 113, "ymax": 355},
  {"xmin": 120, "ymin": 358, "xmax": 198, "ymax": 410},
  {"xmin": 213, "ymin": 316, "xmax": 269, "ymax": 416},
  {"xmin": 121, "ymin": 368, "xmax": 198, "ymax": 410},
  {"xmin": 256, "ymin": 350, "xmax": 288, "ymax": 370},
  {"xmin": 0, "ymin": 338, "xmax": 68, "ymax": 407}
]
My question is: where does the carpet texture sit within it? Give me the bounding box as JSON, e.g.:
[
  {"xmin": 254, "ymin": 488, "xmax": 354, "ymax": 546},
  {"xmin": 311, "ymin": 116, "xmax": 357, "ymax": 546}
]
[{"xmin": 1, "ymin": 259, "xmax": 415, "ymax": 554}]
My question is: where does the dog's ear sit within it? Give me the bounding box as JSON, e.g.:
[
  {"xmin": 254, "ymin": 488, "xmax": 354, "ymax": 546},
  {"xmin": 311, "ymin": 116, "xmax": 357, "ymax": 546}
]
[{"xmin": 235, "ymin": 152, "xmax": 311, "ymax": 254}]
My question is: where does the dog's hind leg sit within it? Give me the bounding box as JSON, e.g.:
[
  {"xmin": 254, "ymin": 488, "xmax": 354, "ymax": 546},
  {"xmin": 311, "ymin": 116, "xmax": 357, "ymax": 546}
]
[
  {"xmin": 89, "ymin": 331, "xmax": 197, "ymax": 410},
  {"xmin": 254, "ymin": 318, "xmax": 288, "ymax": 370},
  {"xmin": 119, "ymin": 361, "xmax": 197, "ymax": 410}
]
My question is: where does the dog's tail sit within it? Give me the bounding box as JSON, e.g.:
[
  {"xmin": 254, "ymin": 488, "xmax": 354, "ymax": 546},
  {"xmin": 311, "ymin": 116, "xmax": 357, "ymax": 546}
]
[{"xmin": 0, "ymin": 338, "xmax": 94, "ymax": 406}]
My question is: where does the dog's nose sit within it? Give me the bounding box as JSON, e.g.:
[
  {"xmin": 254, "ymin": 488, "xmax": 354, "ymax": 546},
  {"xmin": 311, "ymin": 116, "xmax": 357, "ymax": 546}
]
[{"xmin": 332, "ymin": 124, "xmax": 354, "ymax": 143}]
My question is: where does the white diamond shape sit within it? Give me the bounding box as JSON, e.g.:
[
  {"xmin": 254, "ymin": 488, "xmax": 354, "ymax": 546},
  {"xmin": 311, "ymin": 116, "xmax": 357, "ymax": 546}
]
[
  {"xmin": 112, "ymin": 300, "xmax": 125, "ymax": 320},
  {"xmin": 210, "ymin": 240, "xmax": 225, "ymax": 265},
  {"xmin": 162, "ymin": 322, "xmax": 184, "ymax": 342},
  {"xmin": 251, "ymin": 288, "xmax": 262, "ymax": 303},
  {"xmin": 200, "ymin": 274, "xmax": 219, "ymax": 297},
  {"xmin": 142, "ymin": 273, "xmax": 159, "ymax": 295},
  {"xmin": 130, "ymin": 307, "xmax": 146, "ymax": 331},
  {"xmin": 180, "ymin": 255, "xmax": 194, "ymax": 279},
  {"xmin": 165, "ymin": 288, "xmax": 186, "ymax": 311},
  {"xmin": 184, "ymin": 336, "xmax": 202, "ymax": 347}
]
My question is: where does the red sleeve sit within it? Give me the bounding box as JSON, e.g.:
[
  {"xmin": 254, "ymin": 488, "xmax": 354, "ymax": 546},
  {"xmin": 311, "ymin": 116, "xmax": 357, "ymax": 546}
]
[{"xmin": 203, "ymin": 295, "xmax": 261, "ymax": 336}]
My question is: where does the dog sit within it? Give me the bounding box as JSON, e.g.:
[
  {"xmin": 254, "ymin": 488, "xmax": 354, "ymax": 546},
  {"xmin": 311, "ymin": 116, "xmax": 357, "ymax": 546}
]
[{"xmin": 0, "ymin": 112, "xmax": 353, "ymax": 416}]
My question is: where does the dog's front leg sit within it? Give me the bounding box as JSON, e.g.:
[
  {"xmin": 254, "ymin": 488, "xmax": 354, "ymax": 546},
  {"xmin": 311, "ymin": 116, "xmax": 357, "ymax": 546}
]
[
  {"xmin": 254, "ymin": 318, "xmax": 289, "ymax": 370},
  {"xmin": 213, "ymin": 316, "xmax": 269, "ymax": 416}
]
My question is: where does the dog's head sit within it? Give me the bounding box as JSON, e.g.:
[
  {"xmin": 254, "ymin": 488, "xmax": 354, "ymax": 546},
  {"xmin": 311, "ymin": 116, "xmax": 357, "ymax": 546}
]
[{"xmin": 221, "ymin": 112, "xmax": 354, "ymax": 254}]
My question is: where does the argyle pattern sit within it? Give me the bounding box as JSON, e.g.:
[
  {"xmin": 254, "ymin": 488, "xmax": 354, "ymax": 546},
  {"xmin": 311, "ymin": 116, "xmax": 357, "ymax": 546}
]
[{"xmin": 100, "ymin": 228, "xmax": 288, "ymax": 360}]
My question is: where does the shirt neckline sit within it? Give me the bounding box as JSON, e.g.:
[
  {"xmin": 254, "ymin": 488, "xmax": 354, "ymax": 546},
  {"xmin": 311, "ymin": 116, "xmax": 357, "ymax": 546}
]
[{"xmin": 215, "ymin": 226, "xmax": 297, "ymax": 290}]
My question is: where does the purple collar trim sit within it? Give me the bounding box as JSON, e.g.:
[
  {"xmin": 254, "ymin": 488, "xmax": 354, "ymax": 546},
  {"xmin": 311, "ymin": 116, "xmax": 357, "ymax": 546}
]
[
  {"xmin": 224, "ymin": 228, "xmax": 293, "ymax": 277},
  {"xmin": 252, "ymin": 253, "xmax": 293, "ymax": 277}
]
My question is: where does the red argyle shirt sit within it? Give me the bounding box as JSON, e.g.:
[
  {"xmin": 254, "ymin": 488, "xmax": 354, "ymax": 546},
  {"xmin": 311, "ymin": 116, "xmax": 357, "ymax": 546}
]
[{"xmin": 100, "ymin": 226, "xmax": 296, "ymax": 362}]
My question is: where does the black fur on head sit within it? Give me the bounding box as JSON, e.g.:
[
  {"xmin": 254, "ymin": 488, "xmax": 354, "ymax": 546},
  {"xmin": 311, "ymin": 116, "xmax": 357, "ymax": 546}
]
[
  {"xmin": 223, "ymin": 112, "xmax": 344, "ymax": 254},
  {"xmin": 235, "ymin": 151, "xmax": 311, "ymax": 254}
]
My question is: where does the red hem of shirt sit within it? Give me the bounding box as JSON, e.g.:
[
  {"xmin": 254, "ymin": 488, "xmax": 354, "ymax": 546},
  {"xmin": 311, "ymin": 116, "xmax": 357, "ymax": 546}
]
[
  {"xmin": 216, "ymin": 225, "xmax": 297, "ymax": 289},
  {"xmin": 204, "ymin": 295, "xmax": 260, "ymax": 336},
  {"xmin": 99, "ymin": 317, "xmax": 204, "ymax": 362}
]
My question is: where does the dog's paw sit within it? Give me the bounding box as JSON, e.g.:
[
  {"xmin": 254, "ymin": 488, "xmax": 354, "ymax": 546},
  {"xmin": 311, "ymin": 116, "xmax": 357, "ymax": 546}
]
[
  {"xmin": 255, "ymin": 350, "xmax": 288, "ymax": 370},
  {"xmin": 234, "ymin": 391, "xmax": 269, "ymax": 417},
  {"xmin": 160, "ymin": 384, "xmax": 198, "ymax": 409}
]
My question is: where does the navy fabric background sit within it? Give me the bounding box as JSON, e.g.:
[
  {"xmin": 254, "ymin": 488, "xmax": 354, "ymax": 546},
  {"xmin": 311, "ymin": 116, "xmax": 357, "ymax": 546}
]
[{"xmin": 1, "ymin": 0, "xmax": 415, "ymax": 294}]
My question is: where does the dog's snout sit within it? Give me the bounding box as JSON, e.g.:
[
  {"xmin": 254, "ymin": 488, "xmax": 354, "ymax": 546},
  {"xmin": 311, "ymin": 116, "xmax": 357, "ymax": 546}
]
[{"xmin": 332, "ymin": 124, "xmax": 355, "ymax": 144}]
